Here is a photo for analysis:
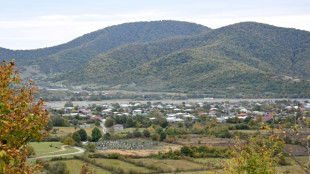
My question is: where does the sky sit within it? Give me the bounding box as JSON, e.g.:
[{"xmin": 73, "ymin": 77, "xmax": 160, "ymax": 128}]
[{"xmin": 0, "ymin": 0, "xmax": 309, "ymax": 50}]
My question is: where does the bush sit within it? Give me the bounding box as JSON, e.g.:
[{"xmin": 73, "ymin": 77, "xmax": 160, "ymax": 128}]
[
  {"xmin": 160, "ymin": 132, "xmax": 166, "ymax": 141},
  {"xmin": 151, "ymin": 133, "xmax": 159, "ymax": 141},
  {"xmin": 49, "ymin": 161, "xmax": 69, "ymax": 174},
  {"xmin": 214, "ymin": 128, "xmax": 231, "ymax": 138},
  {"xmin": 143, "ymin": 129, "xmax": 150, "ymax": 138},
  {"xmin": 107, "ymin": 153, "xmax": 122, "ymax": 159},
  {"xmin": 87, "ymin": 143, "xmax": 96, "ymax": 152},
  {"xmin": 133, "ymin": 129, "xmax": 142, "ymax": 138}
]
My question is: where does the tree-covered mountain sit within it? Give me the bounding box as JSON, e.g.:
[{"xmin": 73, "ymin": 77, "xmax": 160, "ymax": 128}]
[
  {"xmin": 1, "ymin": 20, "xmax": 310, "ymax": 97},
  {"xmin": 55, "ymin": 22, "xmax": 310, "ymax": 97},
  {"xmin": 0, "ymin": 20, "xmax": 210, "ymax": 74}
]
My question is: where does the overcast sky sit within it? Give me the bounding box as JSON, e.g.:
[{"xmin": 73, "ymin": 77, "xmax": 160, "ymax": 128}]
[{"xmin": 1, "ymin": 0, "xmax": 309, "ymax": 50}]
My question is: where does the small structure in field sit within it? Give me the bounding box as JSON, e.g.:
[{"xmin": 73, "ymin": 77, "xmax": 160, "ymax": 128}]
[{"xmin": 114, "ymin": 124, "xmax": 124, "ymax": 131}]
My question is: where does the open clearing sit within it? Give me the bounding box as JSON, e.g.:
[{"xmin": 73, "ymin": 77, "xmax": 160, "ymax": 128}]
[
  {"xmin": 98, "ymin": 143, "xmax": 182, "ymax": 156},
  {"xmin": 94, "ymin": 158, "xmax": 155, "ymax": 173},
  {"xmin": 131, "ymin": 158, "xmax": 205, "ymax": 172},
  {"xmin": 29, "ymin": 142, "xmax": 64, "ymax": 156},
  {"xmin": 51, "ymin": 159, "xmax": 111, "ymax": 174},
  {"xmin": 52, "ymin": 126, "xmax": 98, "ymax": 137},
  {"xmin": 175, "ymin": 135, "xmax": 237, "ymax": 148},
  {"xmin": 29, "ymin": 142, "xmax": 83, "ymax": 159}
]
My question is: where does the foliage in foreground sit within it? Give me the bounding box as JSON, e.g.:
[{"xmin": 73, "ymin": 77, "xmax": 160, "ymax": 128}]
[
  {"xmin": 0, "ymin": 60, "xmax": 50, "ymax": 173},
  {"xmin": 225, "ymin": 134, "xmax": 284, "ymax": 174}
]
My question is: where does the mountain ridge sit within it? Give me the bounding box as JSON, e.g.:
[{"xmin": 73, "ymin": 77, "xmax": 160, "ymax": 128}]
[{"xmin": 1, "ymin": 20, "xmax": 310, "ymax": 97}]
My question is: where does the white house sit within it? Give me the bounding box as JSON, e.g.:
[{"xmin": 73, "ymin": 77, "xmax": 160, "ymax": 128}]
[
  {"xmin": 133, "ymin": 109, "xmax": 142, "ymax": 115},
  {"xmin": 114, "ymin": 124, "xmax": 124, "ymax": 131}
]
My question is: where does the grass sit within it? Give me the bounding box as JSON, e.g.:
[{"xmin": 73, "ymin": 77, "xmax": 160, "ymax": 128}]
[
  {"xmin": 51, "ymin": 159, "xmax": 111, "ymax": 174},
  {"xmin": 94, "ymin": 158, "xmax": 155, "ymax": 173},
  {"xmin": 29, "ymin": 142, "xmax": 64, "ymax": 155},
  {"xmin": 166, "ymin": 171, "xmax": 224, "ymax": 174},
  {"xmin": 52, "ymin": 125, "xmax": 99, "ymax": 137},
  {"xmin": 229, "ymin": 129, "xmax": 260, "ymax": 134},
  {"xmin": 192, "ymin": 158, "xmax": 230, "ymax": 169},
  {"xmin": 277, "ymin": 156, "xmax": 309, "ymax": 173},
  {"xmin": 27, "ymin": 142, "xmax": 82, "ymax": 164},
  {"xmin": 114, "ymin": 128, "xmax": 147, "ymax": 136},
  {"xmin": 175, "ymin": 135, "xmax": 236, "ymax": 148},
  {"xmin": 131, "ymin": 158, "xmax": 205, "ymax": 172},
  {"xmin": 29, "ymin": 142, "xmax": 80, "ymax": 158}
]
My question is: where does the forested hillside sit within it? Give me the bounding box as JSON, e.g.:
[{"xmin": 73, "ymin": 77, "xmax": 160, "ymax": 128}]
[
  {"xmin": 54, "ymin": 22, "xmax": 310, "ymax": 97},
  {"xmin": 0, "ymin": 20, "xmax": 210, "ymax": 74},
  {"xmin": 1, "ymin": 21, "xmax": 310, "ymax": 97}
]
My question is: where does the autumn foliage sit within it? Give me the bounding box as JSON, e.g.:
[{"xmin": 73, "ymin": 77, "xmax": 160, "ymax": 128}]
[{"xmin": 0, "ymin": 60, "xmax": 49, "ymax": 173}]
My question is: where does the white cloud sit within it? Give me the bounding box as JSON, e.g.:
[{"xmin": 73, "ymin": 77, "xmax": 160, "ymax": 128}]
[
  {"xmin": 0, "ymin": 12, "xmax": 309, "ymax": 49},
  {"xmin": 0, "ymin": 11, "xmax": 172, "ymax": 49}
]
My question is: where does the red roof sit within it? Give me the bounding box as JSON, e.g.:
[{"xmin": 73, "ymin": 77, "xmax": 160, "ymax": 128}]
[
  {"xmin": 237, "ymin": 113, "xmax": 248, "ymax": 117},
  {"xmin": 263, "ymin": 116, "xmax": 272, "ymax": 122}
]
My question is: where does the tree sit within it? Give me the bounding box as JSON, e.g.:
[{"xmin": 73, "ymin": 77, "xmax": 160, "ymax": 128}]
[
  {"xmin": 105, "ymin": 118, "xmax": 115, "ymax": 127},
  {"xmin": 91, "ymin": 127, "xmax": 102, "ymax": 142},
  {"xmin": 63, "ymin": 137, "xmax": 75, "ymax": 146},
  {"xmin": 143, "ymin": 129, "xmax": 150, "ymax": 138},
  {"xmin": 72, "ymin": 132, "xmax": 81, "ymax": 143},
  {"xmin": 95, "ymin": 120, "xmax": 101, "ymax": 127},
  {"xmin": 133, "ymin": 129, "xmax": 142, "ymax": 138},
  {"xmin": 50, "ymin": 161, "xmax": 70, "ymax": 174},
  {"xmin": 225, "ymin": 134, "xmax": 284, "ymax": 174},
  {"xmin": 77, "ymin": 129, "xmax": 88, "ymax": 141},
  {"xmin": 159, "ymin": 118, "xmax": 169, "ymax": 128},
  {"xmin": 151, "ymin": 133, "xmax": 159, "ymax": 141},
  {"xmin": 160, "ymin": 132, "xmax": 167, "ymax": 141},
  {"xmin": 64, "ymin": 101, "xmax": 73, "ymax": 107},
  {"xmin": 0, "ymin": 61, "xmax": 49, "ymax": 173},
  {"xmin": 80, "ymin": 163, "xmax": 96, "ymax": 174},
  {"xmin": 178, "ymin": 122, "xmax": 184, "ymax": 128}
]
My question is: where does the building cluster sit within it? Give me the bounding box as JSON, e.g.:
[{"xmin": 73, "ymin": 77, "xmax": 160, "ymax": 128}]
[{"xmin": 49, "ymin": 100, "xmax": 310, "ymax": 128}]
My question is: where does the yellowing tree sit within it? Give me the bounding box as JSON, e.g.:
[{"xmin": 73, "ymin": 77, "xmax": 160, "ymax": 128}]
[
  {"xmin": 225, "ymin": 134, "xmax": 284, "ymax": 174},
  {"xmin": 0, "ymin": 61, "xmax": 50, "ymax": 173}
]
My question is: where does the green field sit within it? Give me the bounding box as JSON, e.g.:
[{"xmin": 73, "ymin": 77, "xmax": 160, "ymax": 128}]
[
  {"xmin": 29, "ymin": 142, "xmax": 79, "ymax": 157},
  {"xmin": 29, "ymin": 140, "xmax": 310, "ymax": 174},
  {"xmin": 131, "ymin": 158, "xmax": 205, "ymax": 172},
  {"xmin": 52, "ymin": 126, "xmax": 99, "ymax": 137},
  {"xmin": 51, "ymin": 160, "xmax": 111, "ymax": 174},
  {"xmin": 192, "ymin": 158, "xmax": 230, "ymax": 169},
  {"xmin": 30, "ymin": 142, "xmax": 64, "ymax": 155},
  {"xmin": 94, "ymin": 158, "xmax": 155, "ymax": 173}
]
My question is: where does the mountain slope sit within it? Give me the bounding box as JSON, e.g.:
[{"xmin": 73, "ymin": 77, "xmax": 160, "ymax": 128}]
[
  {"xmin": 56, "ymin": 22, "xmax": 310, "ymax": 97},
  {"xmin": 21, "ymin": 21, "xmax": 210, "ymax": 74}
]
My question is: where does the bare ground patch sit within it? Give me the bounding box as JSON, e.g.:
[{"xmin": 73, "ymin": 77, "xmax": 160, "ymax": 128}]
[{"xmin": 98, "ymin": 144, "xmax": 181, "ymax": 156}]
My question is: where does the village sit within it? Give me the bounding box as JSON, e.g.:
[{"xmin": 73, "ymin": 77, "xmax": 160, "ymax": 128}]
[
  {"xmin": 49, "ymin": 99, "xmax": 310, "ymax": 131},
  {"xmin": 25, "ymin": 98, "xmax": 309, "ymax": 173}
]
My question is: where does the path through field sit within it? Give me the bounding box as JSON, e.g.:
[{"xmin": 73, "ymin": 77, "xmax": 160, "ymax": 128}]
[{"xmin": 29, "ymin": 146, "xmax": 85, "ymax": 159}]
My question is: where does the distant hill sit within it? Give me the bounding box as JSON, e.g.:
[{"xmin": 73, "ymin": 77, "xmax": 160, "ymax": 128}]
[
  {"xmin": 0, "ymin": 20, "xmax": 210, "ymax": 74},
  {"xmin": 2, "ymin": 20, "xmax": 310, "ymax": 97},
  {"xmin": 56, "ymin": 22, "xmax": 310, "ymax": 97}
]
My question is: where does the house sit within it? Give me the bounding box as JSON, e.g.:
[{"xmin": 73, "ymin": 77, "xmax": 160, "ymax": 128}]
[
  {"xmin": 133, "ymin": 109, "xmax": 142, "ymax": 115},
  {"xmin": 185, "ymin": 104, "xmax": 192, "ymax": 108},
  {"xmin": 237, "ymin": 113, "xmax": 248, "ymax": 117},
  {"xmin": 114, "ymin": 124, "xmax": 124, "ymax": 131},
  {"xmin": 174, "ymin": 108, "xmax": 181, "ymax": 112},
  {"xmin": 263, "ymin": 116, "xmax": 273, "ymax": 122},
  {"xmin": 102, "ymin": 109, "xmax": 112, "ymax": 114}
]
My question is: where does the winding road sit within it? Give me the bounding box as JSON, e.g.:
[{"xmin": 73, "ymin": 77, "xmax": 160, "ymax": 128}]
[
  {"xmin": 101, "ymin": 118, "xmax": 107, "ymax": 134},
  {"xmin": 29, "ymin": 146, "xmax": 85, "ymax": 159}
]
